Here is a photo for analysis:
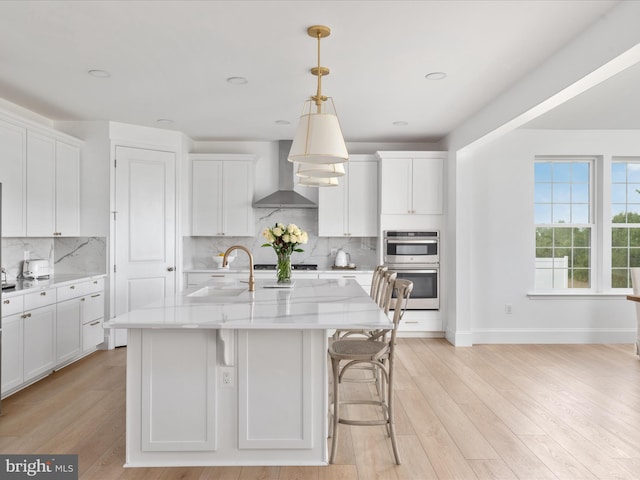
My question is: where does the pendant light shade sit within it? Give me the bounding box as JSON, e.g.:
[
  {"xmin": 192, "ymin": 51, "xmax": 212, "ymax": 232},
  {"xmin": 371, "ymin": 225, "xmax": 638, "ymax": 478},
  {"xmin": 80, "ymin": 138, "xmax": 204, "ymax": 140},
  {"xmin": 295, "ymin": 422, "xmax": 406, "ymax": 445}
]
[
  {"xmin": 298, "ymin": 176, "xmax": 339, "ymax": 187},
  {"xmin": 296, "ymin": 157, "xmax": 345, "ymax": 178},
  {"xmin": 287, "ymin": 25, "xmax": 348, "ymax": 174},
  {"xmin": 288, "ymin": 100, "xmax": 348, "ymax": 165}
]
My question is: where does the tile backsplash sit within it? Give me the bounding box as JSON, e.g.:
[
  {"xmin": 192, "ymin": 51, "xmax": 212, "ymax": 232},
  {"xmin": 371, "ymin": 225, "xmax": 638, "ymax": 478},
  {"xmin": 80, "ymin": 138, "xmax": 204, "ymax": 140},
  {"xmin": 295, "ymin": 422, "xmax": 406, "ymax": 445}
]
[
  {"xmin": 1, "ymin": 237, "xmax": 107, "ymax": 280},
  {"xmin": 184, "ymin": 208, "xmax": 379, "ymax": 270}
]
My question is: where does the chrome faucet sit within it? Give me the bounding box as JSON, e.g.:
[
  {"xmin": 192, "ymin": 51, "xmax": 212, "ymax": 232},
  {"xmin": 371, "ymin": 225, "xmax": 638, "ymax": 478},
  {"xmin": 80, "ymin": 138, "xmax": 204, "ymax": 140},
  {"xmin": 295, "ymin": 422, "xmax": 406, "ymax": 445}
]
[{"xmin": 223, "ymin": 245, "xmax": 255, "ymax": 292}]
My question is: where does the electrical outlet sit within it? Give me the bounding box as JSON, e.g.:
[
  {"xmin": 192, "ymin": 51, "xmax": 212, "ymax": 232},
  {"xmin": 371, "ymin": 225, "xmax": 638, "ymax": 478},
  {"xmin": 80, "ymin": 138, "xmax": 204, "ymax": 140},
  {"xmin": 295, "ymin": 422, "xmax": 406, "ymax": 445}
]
[
  {"xmin": 504, "ymin": 304, "xmax": 512, "ymax": 314},
  {"xmin": 220, "ymin": 367, "xmax": 234, "ymax": 387},
  {"xmin": 330, "ymin": 247, "xmax": 337, "ymax": 255}
]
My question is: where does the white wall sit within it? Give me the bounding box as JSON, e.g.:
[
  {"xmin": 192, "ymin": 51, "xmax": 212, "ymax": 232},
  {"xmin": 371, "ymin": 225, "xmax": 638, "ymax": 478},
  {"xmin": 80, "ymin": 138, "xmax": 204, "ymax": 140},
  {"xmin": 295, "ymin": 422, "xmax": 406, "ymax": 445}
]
[{"xmin": 462, "ymin": 128, "xmax": 638, "ymax": 344}]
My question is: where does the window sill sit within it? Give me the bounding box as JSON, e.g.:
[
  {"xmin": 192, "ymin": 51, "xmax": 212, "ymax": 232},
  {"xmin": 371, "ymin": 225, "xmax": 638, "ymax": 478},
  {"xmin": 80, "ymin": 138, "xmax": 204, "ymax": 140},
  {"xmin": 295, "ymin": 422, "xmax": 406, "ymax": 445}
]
[{"xmin": 527, "ymin": 290, "xmax": 631, "ymax": 300}]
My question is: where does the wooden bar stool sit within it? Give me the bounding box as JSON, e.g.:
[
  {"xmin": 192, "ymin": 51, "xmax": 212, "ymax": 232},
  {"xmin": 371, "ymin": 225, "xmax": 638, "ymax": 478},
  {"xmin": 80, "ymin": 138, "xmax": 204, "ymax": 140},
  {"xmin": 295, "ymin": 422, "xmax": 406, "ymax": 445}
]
[
  {"xmin": 333, "ymin": 266, "xmax": 395, "ymax": 341},
  {"xmin": 328, "ymin": 278, "xmax": 413, "ymax": 464}
]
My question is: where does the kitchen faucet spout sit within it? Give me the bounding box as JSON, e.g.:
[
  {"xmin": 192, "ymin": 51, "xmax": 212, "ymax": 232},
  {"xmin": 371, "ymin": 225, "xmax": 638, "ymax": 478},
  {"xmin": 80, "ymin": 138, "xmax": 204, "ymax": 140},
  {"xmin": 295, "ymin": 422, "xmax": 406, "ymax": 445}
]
[{"xmin": 223, "ymin": 245, "xmax": 255, "ymax": 292}]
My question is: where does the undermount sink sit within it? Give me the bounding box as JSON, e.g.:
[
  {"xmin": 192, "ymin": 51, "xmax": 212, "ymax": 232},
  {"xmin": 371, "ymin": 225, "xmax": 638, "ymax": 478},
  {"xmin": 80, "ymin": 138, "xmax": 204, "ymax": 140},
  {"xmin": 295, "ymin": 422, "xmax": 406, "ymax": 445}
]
[{"xmin": 188, "ymin": 286, "xmax": 246, "ymax": 297}]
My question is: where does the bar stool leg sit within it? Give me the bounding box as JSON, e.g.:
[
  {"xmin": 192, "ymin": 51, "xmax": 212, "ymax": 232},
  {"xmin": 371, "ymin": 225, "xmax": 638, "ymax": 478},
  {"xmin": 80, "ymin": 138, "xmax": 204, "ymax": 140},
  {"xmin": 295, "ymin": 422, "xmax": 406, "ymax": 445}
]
[
  {"xmin": 387, "ymin": 358, "xmax": 401, "ymax": 464},
  {"xmin": 329, "ymin": 356, "xmax": 341, "ymax": 464}
]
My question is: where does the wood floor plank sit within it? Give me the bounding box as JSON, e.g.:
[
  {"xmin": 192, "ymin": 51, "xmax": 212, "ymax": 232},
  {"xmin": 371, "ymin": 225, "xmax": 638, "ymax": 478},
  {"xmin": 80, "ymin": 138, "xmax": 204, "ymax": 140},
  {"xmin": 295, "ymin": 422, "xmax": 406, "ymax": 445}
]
[
  {"xmin": 467, "ymin": 459, "xmax": 517, "ymax": 480},
  {"xmin": 1, "ymin": 341, "xmax": 639, "ymax": 480},
  {"xmin": 517, "ymin": 434, "xmax": 597, "ymax": 479}
]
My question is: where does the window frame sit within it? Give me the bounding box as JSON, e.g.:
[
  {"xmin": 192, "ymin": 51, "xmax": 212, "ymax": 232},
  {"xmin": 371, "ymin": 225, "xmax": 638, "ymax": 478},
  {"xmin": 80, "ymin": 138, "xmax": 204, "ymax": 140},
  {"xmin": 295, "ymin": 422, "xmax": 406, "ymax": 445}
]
[
  {"xmin": 610, "ymin": 156, "xmax": 640, "ymax": 289},
  {"xmin": 534, "ymin": 156, "xmax": 596, "ymax": 291}
]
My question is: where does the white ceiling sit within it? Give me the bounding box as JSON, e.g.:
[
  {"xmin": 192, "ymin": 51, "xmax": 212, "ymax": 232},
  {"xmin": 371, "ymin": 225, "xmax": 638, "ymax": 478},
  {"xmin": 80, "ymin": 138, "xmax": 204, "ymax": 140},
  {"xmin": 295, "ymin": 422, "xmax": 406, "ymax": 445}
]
[{"xmin": 0, "ymin": 0, "xmax": 628, "ymax": 143}]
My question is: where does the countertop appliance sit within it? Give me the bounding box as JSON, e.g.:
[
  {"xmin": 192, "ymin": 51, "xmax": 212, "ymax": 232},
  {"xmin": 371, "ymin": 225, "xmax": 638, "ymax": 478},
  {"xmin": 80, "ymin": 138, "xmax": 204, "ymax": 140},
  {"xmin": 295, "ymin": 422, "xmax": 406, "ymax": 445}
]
[
  {"xmin": 334, "ymin": 249, "xmax": 350, "ymax": 267},
  {"xmin": 22, "ymin": 259, "xmax": 51, "ymax": 279},
  {"xmin": 384, "ymin": 230, "xmax": 440, "ymax": 310}
]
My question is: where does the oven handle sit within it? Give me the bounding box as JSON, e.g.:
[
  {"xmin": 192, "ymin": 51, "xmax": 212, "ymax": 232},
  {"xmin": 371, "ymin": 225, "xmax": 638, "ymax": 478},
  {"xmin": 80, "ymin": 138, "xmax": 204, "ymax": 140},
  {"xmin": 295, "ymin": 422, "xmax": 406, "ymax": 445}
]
[{"xmin": 386, "ymin": 238, "xmax": 438, "ymax": 244}]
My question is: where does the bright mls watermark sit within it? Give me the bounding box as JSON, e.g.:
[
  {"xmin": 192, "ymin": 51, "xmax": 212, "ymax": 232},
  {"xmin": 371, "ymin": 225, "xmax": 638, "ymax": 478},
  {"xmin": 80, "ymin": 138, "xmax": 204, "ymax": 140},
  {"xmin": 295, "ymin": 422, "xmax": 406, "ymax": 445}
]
[{"xmin": 0, "ymin": 455, "xmax": 77, "ymax": 479}]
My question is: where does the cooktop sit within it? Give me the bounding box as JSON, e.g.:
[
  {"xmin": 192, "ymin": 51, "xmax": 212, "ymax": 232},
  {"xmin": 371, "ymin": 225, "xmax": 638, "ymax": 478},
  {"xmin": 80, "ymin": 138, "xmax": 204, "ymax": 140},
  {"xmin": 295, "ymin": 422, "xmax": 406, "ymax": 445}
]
[{"xmin": 253, "ymin": 264, "xmax": 318, "ymax": 271}]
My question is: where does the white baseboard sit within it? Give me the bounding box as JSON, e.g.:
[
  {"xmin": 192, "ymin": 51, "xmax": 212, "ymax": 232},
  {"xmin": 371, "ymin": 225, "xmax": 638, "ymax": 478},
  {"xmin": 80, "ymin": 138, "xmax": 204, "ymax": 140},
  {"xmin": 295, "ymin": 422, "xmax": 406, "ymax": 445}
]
[{"xmin": 472, "ymin": 328, "xmax": 636, "ymax": 345}]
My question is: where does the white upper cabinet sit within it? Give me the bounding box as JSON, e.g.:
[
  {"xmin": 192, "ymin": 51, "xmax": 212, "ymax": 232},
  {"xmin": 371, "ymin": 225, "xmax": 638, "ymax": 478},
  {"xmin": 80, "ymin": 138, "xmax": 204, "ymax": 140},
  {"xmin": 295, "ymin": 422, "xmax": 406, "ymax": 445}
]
[
  {"xmin": 0, "ymin": 119, "xmax": 27, "ymax": 236},
  {"xmin": 191, "ymin": 154, "xmax": 255, "ymax": 236},
  {"xmin": 318, "ymin": 155, "xmax": 378, "ymax": 237},
  {"xmin": 377, "ymin": 151, "xmax": 445, "ymax": 215},
  {"xmin": 26, "ymin": 133, "xmax": 80, "ymax": 237},
  {"xmin": 55, "ymin": 141, "xmax": 81, "ymax": 235}
]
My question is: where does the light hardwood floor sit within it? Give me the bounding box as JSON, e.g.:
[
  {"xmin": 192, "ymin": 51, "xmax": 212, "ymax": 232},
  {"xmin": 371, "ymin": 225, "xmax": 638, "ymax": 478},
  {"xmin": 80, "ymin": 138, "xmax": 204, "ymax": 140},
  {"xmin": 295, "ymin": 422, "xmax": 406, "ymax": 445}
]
[{"xmin": 1, "ymin": 339, "xmax": 639, "ymax": 479}]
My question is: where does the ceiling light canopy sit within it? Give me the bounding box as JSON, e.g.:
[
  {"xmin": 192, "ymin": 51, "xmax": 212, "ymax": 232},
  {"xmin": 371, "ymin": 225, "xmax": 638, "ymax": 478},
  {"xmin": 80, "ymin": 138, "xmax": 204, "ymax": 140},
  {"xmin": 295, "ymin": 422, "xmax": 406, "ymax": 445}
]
[{"xmin": 288, "ymin": 25, "xmax": 348, "ymax": 172}]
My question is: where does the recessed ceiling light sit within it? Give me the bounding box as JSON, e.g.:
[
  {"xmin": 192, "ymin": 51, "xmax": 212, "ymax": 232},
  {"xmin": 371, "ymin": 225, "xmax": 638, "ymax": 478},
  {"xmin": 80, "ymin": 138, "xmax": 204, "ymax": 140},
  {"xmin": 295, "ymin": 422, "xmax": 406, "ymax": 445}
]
[
  {"xmin": 275, "ymin": 120, "xmax": 291, "ymax": 126},
  {"xmin": 393, "ymin": 121, "xmax": 409, "ymax": 126},
  {"xmin": 156, "ymin": 118, "xmax": 174, "ymax": 125},
  {"xmin": 226, "ymin": 76, "xmax": 248, "ymax": 85},
  {"xmin": 88, "ymin": 69, "xmax": 111, "ymax": 78},
  {"xmin": 425, "ymin": 72, "xmax": 447, "ymax": 81}
]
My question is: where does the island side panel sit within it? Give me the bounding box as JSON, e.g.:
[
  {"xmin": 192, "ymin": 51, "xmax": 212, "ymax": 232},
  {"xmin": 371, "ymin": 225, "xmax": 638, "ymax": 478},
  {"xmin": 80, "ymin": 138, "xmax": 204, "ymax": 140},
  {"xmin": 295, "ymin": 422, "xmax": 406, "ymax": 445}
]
[
  {"xmin": 125, "ymin": 328, "xmax": 329, "ymax": 466},
  {"xmin": 238, "ymin": 329, "xmax": 314, "ymax": 449}
]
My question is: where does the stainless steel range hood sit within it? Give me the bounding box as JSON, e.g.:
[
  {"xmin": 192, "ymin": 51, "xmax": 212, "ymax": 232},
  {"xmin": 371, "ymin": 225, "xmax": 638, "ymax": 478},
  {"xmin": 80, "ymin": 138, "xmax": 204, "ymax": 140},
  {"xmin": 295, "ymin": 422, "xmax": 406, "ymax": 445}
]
[{"xmin": 253, "ymin": 140, "xmax": 317, "ymax": 209}]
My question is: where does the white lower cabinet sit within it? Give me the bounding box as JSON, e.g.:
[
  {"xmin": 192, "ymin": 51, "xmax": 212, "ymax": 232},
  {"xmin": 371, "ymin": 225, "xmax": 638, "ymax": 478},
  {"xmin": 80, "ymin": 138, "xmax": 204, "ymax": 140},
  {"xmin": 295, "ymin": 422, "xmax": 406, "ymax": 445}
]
[
  {"xmin": 1, "ymin": 276, "xmax": 105, "ymax": 398},
  {"xmin": 56, "ymin": 297, "xmax": 82, "ymax": 365},
  {"xmin": 23, "ymin": 304, "xmax": 56, "ymax": 381},
  {"xmin": 1, "ymin": 313, "xmax": 23, "ymax": 393}
]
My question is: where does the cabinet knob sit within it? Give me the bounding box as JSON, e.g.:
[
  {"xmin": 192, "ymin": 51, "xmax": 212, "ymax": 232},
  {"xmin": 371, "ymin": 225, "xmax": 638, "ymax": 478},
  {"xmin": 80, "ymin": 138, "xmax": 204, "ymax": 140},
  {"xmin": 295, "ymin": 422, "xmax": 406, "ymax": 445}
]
[
  {"xmin": 40, "ymin": 291, "xmax": 47, "ymax": 296},
  {"xmin": 3, "ymin": 299, "xmax": 9, "ymax": 304},
  {"xmin": 81, "ymin": 298, "xmax": 86, "ymax": 301},
  {"xmin": 70, "ymin": 286, "xmax": 75, "ymax": 290},
  {"xmin": 167, "ymin": 267, "xmax": 175, "ymax": 272}
]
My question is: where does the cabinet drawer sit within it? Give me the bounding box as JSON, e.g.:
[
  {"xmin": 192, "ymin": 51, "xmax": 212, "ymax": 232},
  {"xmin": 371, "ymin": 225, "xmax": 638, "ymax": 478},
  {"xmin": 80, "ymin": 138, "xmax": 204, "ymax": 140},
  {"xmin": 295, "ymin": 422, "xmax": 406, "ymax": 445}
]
[
  {"xmin": 2, "ymin": 295, "xmax": 24, "ymax": 317},
  {"xmin": 24, "ymin": 288, "xmax": 57, "ymax": 310},
  {"xmin": 83, "ymin": 292, "xmax": 104, "ymax": 324},
  {"xmin": 82, "ymin": 319, "xmax": 104, "ymax": 351},
  {"xmin": 85, "ymin": 278, "xmax": 104, "ymax": 295},
  {"xmin": 57, "ymin": 282, "xmax": 88, "ymax": 302}
]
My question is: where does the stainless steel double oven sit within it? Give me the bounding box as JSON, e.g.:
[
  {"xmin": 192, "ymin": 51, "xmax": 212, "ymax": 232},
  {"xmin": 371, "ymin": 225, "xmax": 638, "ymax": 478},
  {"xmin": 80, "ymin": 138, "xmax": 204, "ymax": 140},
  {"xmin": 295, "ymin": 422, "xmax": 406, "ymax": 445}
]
[{"xmin": 383, "ymin": 230, "xmax": 439, "ymax": 310}]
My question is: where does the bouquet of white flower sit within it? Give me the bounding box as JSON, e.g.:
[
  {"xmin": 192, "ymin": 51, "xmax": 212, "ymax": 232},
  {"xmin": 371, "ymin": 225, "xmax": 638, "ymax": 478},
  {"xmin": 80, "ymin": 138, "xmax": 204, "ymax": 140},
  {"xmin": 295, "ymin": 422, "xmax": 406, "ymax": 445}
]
[{"xmin": 261, "ymin": 222, "xmax": 309, "ymax": 256}]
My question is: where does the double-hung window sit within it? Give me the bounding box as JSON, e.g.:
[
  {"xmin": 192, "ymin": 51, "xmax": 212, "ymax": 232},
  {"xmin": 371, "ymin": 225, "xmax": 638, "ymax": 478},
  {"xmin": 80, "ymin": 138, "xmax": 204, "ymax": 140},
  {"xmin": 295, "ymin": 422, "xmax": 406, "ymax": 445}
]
[
  {"xmin": 534, "ymin": 158, "xmax": 593, "ymax": 289},
  {"xmin": 611, "ymin": 158, "xmax": 640, "ymax": 288}
]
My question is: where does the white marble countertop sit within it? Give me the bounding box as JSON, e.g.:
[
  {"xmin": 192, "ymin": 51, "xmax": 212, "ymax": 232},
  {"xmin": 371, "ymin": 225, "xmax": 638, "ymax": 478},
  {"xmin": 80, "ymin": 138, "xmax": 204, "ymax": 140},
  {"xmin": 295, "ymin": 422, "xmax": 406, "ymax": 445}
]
[
  {"xmin": 1, "ymin": 273, "xmax": 107, "ymax": 298},
  {"xmin": 104, "ymin": 278, "xmax": 390, "ymax": 330}
]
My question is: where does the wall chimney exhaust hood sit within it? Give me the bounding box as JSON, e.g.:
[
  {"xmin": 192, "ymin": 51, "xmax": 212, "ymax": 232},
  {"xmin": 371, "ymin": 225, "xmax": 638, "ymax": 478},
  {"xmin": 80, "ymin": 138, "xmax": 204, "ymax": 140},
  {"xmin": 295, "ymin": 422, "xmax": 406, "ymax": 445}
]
[{"xmin": 253, "ymin": 140, "xmax": 317, "ymax": 209}]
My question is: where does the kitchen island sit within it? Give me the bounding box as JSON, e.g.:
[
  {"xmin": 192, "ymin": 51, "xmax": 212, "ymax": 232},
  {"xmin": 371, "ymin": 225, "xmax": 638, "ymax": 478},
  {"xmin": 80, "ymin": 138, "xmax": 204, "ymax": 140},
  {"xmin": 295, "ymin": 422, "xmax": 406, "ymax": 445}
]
[{"xmin": 104, "ymin": 277, "xmax": 390, "ymax": 467}]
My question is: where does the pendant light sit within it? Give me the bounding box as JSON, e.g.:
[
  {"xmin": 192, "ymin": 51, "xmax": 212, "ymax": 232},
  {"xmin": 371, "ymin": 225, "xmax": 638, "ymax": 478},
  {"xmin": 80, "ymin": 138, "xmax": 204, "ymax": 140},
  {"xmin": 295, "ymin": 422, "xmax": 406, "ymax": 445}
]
[
  {"xmin": 296, "ymin": 162, "xmax": 345, "ymax": 179},
  {"xmin": 288, "ymin": 25, "xmax": 348, "ymax": 168},
  {"xmin": 298, "ymin": 176, "xmax": 339, "ymax": 187}
]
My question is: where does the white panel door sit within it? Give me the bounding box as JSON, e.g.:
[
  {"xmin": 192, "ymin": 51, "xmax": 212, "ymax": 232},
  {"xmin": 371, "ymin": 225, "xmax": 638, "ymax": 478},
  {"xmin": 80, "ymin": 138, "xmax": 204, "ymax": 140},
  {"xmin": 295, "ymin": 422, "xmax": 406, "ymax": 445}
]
[{"xmin": 114, "ymin": 146, "xmax": 176, "ymax": 346}]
